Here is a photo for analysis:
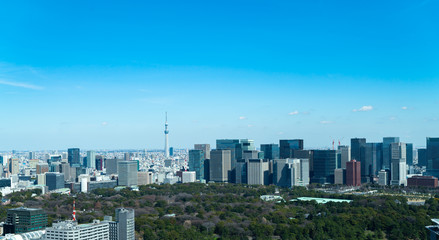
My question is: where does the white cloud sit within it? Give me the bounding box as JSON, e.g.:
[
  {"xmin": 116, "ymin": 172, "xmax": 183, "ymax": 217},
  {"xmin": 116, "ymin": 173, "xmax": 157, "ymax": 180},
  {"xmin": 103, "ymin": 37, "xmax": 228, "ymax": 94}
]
[
  {"xmin": 389, "ymin": 117, "xmax": 397, "ymax": 121},
  {"xmin": 288, "ymin": 111, "xmax": 299, "ymax": 115},
  {"xmin": 320, "ymin": 121, "xmax": 333, "ymax": 124},
  {"xmin": 0, "ymin": 79, "xmax": 43, "ymax": 90},
  {"xmin": 239, "ymin": 116, "xmax": 247, "ymax": 120},
  {"xmin": 401, "ymin": 106, "xmax": 408, "ymax": 110},
  {"xmin": 353, "ymin": 105, "xmax": 373, "ymax": 112},
  {"xmin": 101, "ymin": 121, "xmax": 108, "ymax": 126}
]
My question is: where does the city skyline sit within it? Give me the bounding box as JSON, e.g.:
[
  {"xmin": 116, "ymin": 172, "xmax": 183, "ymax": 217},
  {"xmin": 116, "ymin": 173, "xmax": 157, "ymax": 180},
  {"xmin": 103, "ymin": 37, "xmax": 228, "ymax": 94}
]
[{"xmin": 1, "ymin": 1, "xmax": 438, "ymax": 150}]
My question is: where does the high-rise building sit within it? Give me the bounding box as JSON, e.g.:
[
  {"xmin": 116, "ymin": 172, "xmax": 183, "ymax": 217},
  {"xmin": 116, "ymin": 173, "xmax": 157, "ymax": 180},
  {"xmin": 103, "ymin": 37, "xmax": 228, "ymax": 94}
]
[
  {"xmin": 44, "ymin": 220, "xmax": 109, "ymax": 240},
  {"xmin": 68, "ymin": 148, "xmax": 80, "ymax": 166},
  {"xmin": 209, "ymin": 149, "xmax": 231, "ymax": 183},
  {"xmin": 117, "ymin": 161, "xmax": 138, "ymax": 187},
  {"xmin": 337, "ymin": 145, "xmax": 350, "ymax": 169},
  {"xmin": 279, "ymin": 139, "xmax": 304, "ymax": 159},
  {"xmin": 427, "ymin": 138, "xmax": 439, "ymax": 171},
  {"xmin": 247, "ymin": 159, "xmax": 269, "ymax": 185},
  {"xmin": 96, "ymin": 155, "xmax": 104, "ymax": 171},
  {"xmin": 382, "ymin": 137, "xmax": 400, "ymax": 170},
  {"xmin": 28, "ymin": 152, "xmax": 36, "ymax": 160},
  {"xmin": 378, "ymin": 169, "xmax": 389, "ymax": 186},
  {"xmin": 289, "ymin": 158, "xmax": 310, "ymax": 187},
  {"xmin": 3, "ymin": 207, "xmax": 47, "ymax": 234},
  {"xmin": 273, "ymin": 159, "xmax": 289, "ymax": 187},
  {"xmin": 106, "ymin": 158, "xmax": 120, "ymax": 175},
  {"xmin": 260, "ymin": 144, "xmax": 280, "ymax": 160},
  {"xmin": 390, "ymin": 142, "xmax": 407, "ymax": 186},
  {"xmin": 418, "ymin": 148, "xmax": 427, "ymax": 167},
  {"xmin": 86, "ymin": 151, "xmax": 96, "ymax": 169},
  {"xmin": 334, "ymin": 168, "xmax": 346, "ymax": 185},
  {"xmin": 36, "ymin": 163, "xmax": 49, "ymax": 175},
  {"xmin": 240, "ymin": 139, "xmax": 256, "ymax": 151},
  {"xmin": 362, "ymin": 143, "xmax": 382, "ymax": 182},
  {"xmin": 351, "ymin": 138, "xmax": 366, "ymax": 164},
  {"xmin": 346, "ymin": 160, "xmax": 361, "ymax": 186},
  {"xmin": 188, "ymin": 150, "xmax": 205, "ymax": 180},
  {"xmin": 110, "ymin": 208, "xmax": 135, "ymax": 240},
  {"xmin": 194, "ymin": 144, "xmax": 210, "ymax": 159},
  {"xmin": 216, "ymin": 139, "xmax": 240, "ymax": 165},
  {"xmin": 45, "ymin": 172, "xmax": 65, "ymax": 190},
  {"xmin": 311, "ymin": 150, "xmax": 336, "ymax": 184},
  {"xmin": 406, "ymin": 143, "xmax": 414, "ymax": 166},
  {"xmin": 9, "ymin": 158, "xmax": 19, "ymax": 175},
  {"xmin": 164, "ymin": 113, "xmax": 170, "ymax": 158}
]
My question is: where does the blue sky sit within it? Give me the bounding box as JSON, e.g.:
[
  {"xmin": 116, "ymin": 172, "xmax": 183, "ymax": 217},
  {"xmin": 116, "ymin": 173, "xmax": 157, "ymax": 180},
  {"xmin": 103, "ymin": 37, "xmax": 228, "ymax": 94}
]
[{"xmin": 0, "ymin": 1, "xmax": 438, "ymax": 150}]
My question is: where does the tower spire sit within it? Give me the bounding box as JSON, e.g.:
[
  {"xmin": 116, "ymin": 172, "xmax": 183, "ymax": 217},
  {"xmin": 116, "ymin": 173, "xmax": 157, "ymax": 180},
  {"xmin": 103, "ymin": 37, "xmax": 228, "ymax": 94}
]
[
  {"xmin": 164, "ymin": 112, "xmax": 169, "ymax": 158},
  {"xmin": 72, "ymin": 199, "xmax": 76, "ymax": 221}
]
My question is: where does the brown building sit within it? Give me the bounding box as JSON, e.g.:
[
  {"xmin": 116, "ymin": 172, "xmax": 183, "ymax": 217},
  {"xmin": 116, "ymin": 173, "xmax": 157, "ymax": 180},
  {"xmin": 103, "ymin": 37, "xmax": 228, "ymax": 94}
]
[
  {"xmin": 346, "ymin": 159, "xmax": 361, "ymax": 186},
  {"xmin": 407, "ymin": 175, "xmax": 438, "ymax": 188}
]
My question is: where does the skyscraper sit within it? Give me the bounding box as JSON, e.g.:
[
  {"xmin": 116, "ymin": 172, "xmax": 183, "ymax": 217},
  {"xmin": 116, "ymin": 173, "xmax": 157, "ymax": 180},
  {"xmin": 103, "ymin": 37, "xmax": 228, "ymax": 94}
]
[
  {"xmin": 311, "ymin": 150, "xmax": 336, "ymax": 184},
  {"xmin": 390, "ymin": 142, "xmax": 407, "ymax": 186},
  {"xmin": 106, "ymin": 158, "xmax": 120, "ymax": 175},
  {"xmin": 337, "ymin": 145, "xmax": 350, "ymax": 169},
  {"xmin": 194, "ymin": 144, "xmax": 210, "ymax": 159},
  {"xmin": 260, "ymin": 144, "xmax": 280, "ymax": 160},
  {"xmin": 289, "ymin": 158, "xmax": 310, "ymax": 187},
  {"xmin": 279, "ymin": 139, "xmax": 304, "ymax": 159},
  {"xmin": 350, "ymin": 138, "xmax": 366, "ymax": 163},
  {"xmin": 68, "ymin": 148, "xmax": 80, "ymax": 166},
  {"xmin": 164, "ymin": 113, "xmax": 169, "ymax": 158},
  {"xmin": 382, "ymin": 137, "xmax": 400, "ymax": 169},
  {"xmin": 9, "ymin": 158, "xmax": 19, "ymax": 175},
  {"xmin": 406, "ymin": 143, "xmax": 414, "ymax": 166},
  {"xmin": 188, "ymin": 150, "xmax": 205, "ymax": 180},
  {"xmin": 247, "ymin": 159, "xmax": 269, "ymax": 185},
  {"xmin": 113, "ymin": 208, "xmax": 135, "ymax": 240},
  {"xmin": 86, "ymin": 150, "xmax": 96, "ymax": 169},
  {"xmin": 96, "ymin": 155, "xmax": 104, "ymax": 171},
  {"xmin": 427, "ymin": 137, "xmax": 439, "ymax": 170},
  {"xmin": 346, "ymin": 160, "xmax": 361, "ymax": 186},
  {"xmin": 209, "ymin": 149, "xmax": 231, "ymax": 183},
  {"xmin": 117, "ymin": 161, "xmax": 138, "ymax": 187},
  {"xmin": 418, "ymin": 148, "xmax": 427, "ymax": 167}
]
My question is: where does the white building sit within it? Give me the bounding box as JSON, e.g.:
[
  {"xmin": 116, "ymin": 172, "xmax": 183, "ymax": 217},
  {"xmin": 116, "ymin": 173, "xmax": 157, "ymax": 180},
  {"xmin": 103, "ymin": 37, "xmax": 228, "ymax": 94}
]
[
  {"xmin": 181, "ymin": 171, "xmax": 196, "ymax": 183},
  {"xmin": 288, "ymin": 158, "xmax": 310, "ymax": 187},
  {"xmin": 378, "ymin": 170, "xmax": 388, "ymax": 186},
  {"xmin": 247, "ymin": 159, "xmax": 269, "ymax": 185},
  {"xmin": 43, "ymin": 220, "xmax": 109, "ymax": 240},
  {"xmin": 390, "ymin": 142, "xmax": 407, "ymax": 186}
]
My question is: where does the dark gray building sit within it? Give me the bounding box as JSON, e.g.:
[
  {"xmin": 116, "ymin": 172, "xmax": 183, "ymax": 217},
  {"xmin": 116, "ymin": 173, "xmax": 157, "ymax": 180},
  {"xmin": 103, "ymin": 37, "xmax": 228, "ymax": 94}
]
[
  {"xmin": 189, "ymin": 150, "xmax": 205, "ymax": 180},
  {"xmin": 418, "ymin": 148, "xmax": 427, "ymax": 167},
  {"xmin": 194, "ymin": 144, "xmax": 210, "ymax": 159},
  {"xmin": 382, "ymin": 137, "xmax": 400, "ymax": 169},
  {"xmin": 260, "ymin": 144, "xmax": 279, "ymax": 160},
  {"xmin": 311, "ymin": 150, "xmax": 336, "ymax": 184},
  {"xmin": 117, "ymin": 161, "xmax": 138, "ymax": 187},
  {"xmin": 106, "ymin": 158, "xmax": 121, "ymax": 175},
  {"xmin": 45, "ymin": 172, "xmax": 65, "ymax": 190},
  {"xmin": 406, "ymin": 143, "xmax": 414, "ymax": 166},
  {"xmin": 279, "ymin": 139, "xmax": 304, "ymax": 159},
  {"xmin": 68, "ymin": 148, "xmax": 80, "ymax": 166},
  {"xmin": 3, "ymin": 207, "xmax": 47, "ymax": 234},
  {"xmin": 209, "ymin": 149, "xmax": 231, "ymax": 183}
]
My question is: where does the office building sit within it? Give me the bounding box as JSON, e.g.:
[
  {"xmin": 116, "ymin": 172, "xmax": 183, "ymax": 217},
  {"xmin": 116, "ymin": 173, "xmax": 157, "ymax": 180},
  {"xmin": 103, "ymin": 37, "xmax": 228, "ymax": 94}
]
[
  {"xmin": 406, "ymin": 143, "xmax": 414, "ymax": 166},
  {"xmin": 260, "ymin": 144, "xmax": 279, "ymax": 160},
  {"xmin": 240, "ymin": 139, "xmax": 256, "ymax": 151},
  {"xmin": 351, "ymin": 138, "xmax": 366, "ymax": 166},
  {"xmin": 86, "ymin": 150, "xmax": 96, "ymax": 169},
  {"xmin": 182, "ymin": 171, "xmax": 196, "ymax": 183},
  {"xmin": 383, "ymin": 137, "xmax": 400, "ymax": 169},
  {"xmin": 247, "ymin": 159, "xmax": 269, "ymax": 185},
  {"xmin": 390, "ymin": 142, "xmax": 407, "ymax": 186},
  {"xmin": 337, "ymin": 145, "xmax": 350, "ymax": 169},
  {"xmin": 36, "ymin": 163, "xmax": 49, "ymax": 174},
  {"xmin": 137, "ymin": 171, "xmax": 150, "ymax": 185},
  {"xmin": 378, "ymin": 169, "xmax": 389, "ymax": 186},
  {"xmin": 289, "ymin": 158, "xmax": 310, "ymax": 187},
  {"xmin": 362, "ymin": 142, "xmax": 382, "ymax": 182},
  {"xmin": 188, "ymin": 150, "xmax": 205, "ymax": 180},
  {"xmin": 407, "ymin": 176, "xmax": 438, "ymax": 188},
  {"xmin": 9, "ymin": 158, "xmax": 19, "ymax": 175},
  {"xmin": 37, "ymin": 174, "xmax": 46, "ymax": 185},
  {"xmin": 45, "ymin": 172, "xmax": 65, "ymax": 190},
  {"xmin": 117, "ymin": 161, "xmax": 138, "ymax": 187},
  {"xmin": 44, "ymin": 220, "xmax": 109, "ymax": 240},
  {"xmin": 3, "ymin": 207, "xmax": 47, "ymax": 234},
  {"xmin": 311, "ymin": 150, "xmax": 336, "ymax": 184},
  {"xmin": 279, "ymin": 139, "xmax": 304, "ymax": 159},
  {"xmin": 334, "ymin": 168, "xmax": 346, "ymax": 185},
  {"xmin": 96, "ymin": 155, "xmax": 104, "ymax": 171},
  {"xmin": 209, "ymin": 149, "xmax": 231, "ymax": 183},
  {"xmin": 111, "ymin": 208, "xmax": 135, "ymax": 240},
  {"xmin": 346, "ymin": 160, "xmax": 361, "ymax": 186},
  {"xmin": 29, "ymin": 159, "xmax": 39, "ymax": 169},
  {"xmin": 427, "ymin": 138, "xmax": 439, "ymax": 172},
  {"xmin": 273, "ymin": 159, "xmax": 289, "ymax": 187},
  {"xmin": 106, "ymin": 158, "xmax": 120, "ymax": 175},
  {"xmin": 68, "ymin": 148, "xmax": 80, "ymax": 166},
  {"xmin": 28, "ymin": 152, "xmax": 36, "ymax": 160},
  {"xmin": 216, "ymin": 139, "xmax": 241, "ymax": 168},
  {"xmin": 418, "ymin": 148, "xmax": 427, "ymax": 167},
  {"xmin": 194, "ymin": 144, "xmax": 210, "ymax": 159},
  {"xmin": 203, "ymin": 159, "xmax": 210, "ymax": 182}
]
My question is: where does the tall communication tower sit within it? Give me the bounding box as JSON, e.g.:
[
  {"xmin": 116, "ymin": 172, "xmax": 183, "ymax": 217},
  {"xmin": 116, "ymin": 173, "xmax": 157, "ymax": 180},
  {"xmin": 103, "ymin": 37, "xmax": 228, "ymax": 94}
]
[{"xmin": 164, "ymin": 112, "xmax": 169, "ymax": 158}]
